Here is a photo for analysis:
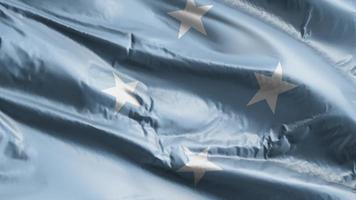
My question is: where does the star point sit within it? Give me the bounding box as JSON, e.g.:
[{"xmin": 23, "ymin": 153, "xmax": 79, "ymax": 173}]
[
  {"xmin": 178, "ymin": 146, "xmax": 222, "ymax": 185},
  {"xmin": 102, "ymin": 74, "xmax": 140, "ymax": 112},
  {"xmin": 247, "ymin": 63, "xmax": 297, "ymax": 113},
  {"xmin": 168, "ymin": 0, "xmax": 213, "ymax": 39}
]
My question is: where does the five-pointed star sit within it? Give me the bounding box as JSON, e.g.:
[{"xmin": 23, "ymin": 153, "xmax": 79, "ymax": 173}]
[
  {"xmin": 168, "ymin": 0, "xmax": 213, "ymax": 38},
  {"xmin": 178, "ymin": 146, "xmax": 222, "ymax": 185},
  {"xmin": 247, "ymin": 63, "xmax": 297, "ymax": 113},
  {"xmin": 102, "ymin": 73, "xmax": 140, "ymax": 112}
]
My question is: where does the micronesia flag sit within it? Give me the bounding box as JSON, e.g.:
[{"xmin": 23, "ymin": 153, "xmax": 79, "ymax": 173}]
[{"xmin": 0, "ymin": 0, "xmax": 356, "ymax": 199}]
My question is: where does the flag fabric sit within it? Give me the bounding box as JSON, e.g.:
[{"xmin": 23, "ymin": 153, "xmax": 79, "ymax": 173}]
[{"xmin": 1, "ymin": 0, "xmax": 356, "ymax": 199}]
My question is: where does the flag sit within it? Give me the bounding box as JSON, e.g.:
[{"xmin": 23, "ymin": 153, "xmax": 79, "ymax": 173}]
[{"xmin": 1, "ymin": 0, "xmax": 356, "ymax": 199}]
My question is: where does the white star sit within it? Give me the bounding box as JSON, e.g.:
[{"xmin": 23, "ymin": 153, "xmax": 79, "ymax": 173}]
[
  {"xmin": 102, "ymin": 73, "xmax": 140, "ymax": 112},
  {"xmin": 168, "ymin": 0, "xmax": 213, "ymax": 38},
  {"xmin": 178, "ymin": 146, "xmax": 222, "ymax": 185},
  {"xmin": 247, "ymin": 63, "xmax": 297, "ymax": 113}
]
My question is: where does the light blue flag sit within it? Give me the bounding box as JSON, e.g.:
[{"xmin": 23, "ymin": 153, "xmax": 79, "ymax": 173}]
[{"xmin": 1, "ymin": 0, "xmax": 356, "ymax": 199}]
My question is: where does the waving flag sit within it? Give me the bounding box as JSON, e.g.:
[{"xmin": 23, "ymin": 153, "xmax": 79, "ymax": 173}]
[{"xmin": 1, "ymin": 0, "xmax": 356, "ymax": 199}]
